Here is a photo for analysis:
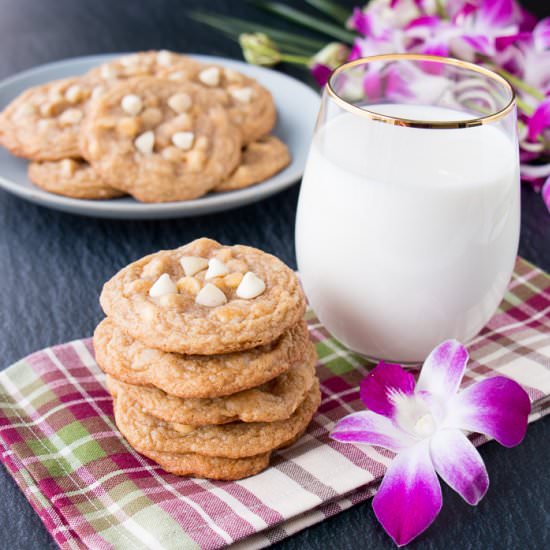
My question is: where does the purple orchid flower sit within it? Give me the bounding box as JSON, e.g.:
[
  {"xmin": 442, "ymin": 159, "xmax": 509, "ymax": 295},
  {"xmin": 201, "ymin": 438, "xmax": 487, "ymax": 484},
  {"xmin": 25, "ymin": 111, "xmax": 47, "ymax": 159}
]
[
  {"xmin": 331, "ymin": 340, "xmax": 530, "ymax": 547},
  {"xmin": 349, "ymin": 0, "xmax": 435, "ymax": 38},
  {"xmin": 497, "ymin": 18, "xmax": 550, "ymax": 98},
  {"xmin": 451, "ymin": 0, "xmax": 521, "ymax": 60},
  {"xmin": 404, "ymin": 15, "xmax": 458, "ymax": 68}
]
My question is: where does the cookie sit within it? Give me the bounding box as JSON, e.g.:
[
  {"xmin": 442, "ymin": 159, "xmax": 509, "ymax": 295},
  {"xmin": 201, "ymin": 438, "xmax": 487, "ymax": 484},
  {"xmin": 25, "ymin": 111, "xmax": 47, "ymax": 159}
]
[
  {"xmin": 216, "ymin": 136, "xmax": 291, "ymax": 192},
  {"xmin": 87, "ymin": 50, "xmax": 201, "ymax": 83},
  {"xmin": 138, "ymin": 430, "xmax": 305, "ymax": 480},
  {"xmin": 140, "ymin": 448, "xmax": 272, "ymax": 480},
  {"xmin": 113, "ymin": 379, "xmax": 320, "ymax": 458},
  {"xmin": 0, "ymin": 77, "xmax": 94, "ymax": 160},
  {"xmin": 99, "ymin": 238, "xmax": 306, "ymax": 354},
  {"xmin": 161, "ymin": 63, "xmax": 276, "ymax": 145},
  {"xmin": 28, "ymin": 159, "xmax": 124, "ymax": 199},
  {"xmin": 80, "ymin": 77, "xmax": 242, "ymax": 202},
  {"xmin": 94, "ymin": 316, "xmax": 311, "ymax": 397},
  {"xmin": 105, "ymin": 345, "xmax": 316, "ymax": 424}
]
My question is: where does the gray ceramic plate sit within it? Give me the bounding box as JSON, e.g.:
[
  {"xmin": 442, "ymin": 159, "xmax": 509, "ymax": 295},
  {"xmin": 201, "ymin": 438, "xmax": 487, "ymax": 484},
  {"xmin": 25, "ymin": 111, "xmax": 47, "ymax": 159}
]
[{"xmin": 0, "ymin": 53, "xmax": 320, "ymax": 219}]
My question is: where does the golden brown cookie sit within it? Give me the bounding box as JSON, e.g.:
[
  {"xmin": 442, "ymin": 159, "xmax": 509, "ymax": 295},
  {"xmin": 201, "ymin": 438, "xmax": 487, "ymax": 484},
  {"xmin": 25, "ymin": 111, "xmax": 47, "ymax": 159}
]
[
  {"xmin": 87, "ymin": 50, "xmax": 201, "ymax": 82},
  {"xmin": 105, "ymin": 346, "xmax": 317, "ymax": 425},
  {"xmin": 80, "ymin": 77, "xmax": 242, "ymax": 202},
  {"xmin": 113, "ymin": 379, "xmax": 320, "ymax": 458},
  {"xmin": 99, "ymin": 238, "xmax": 306, "ymax": 354},
  {"xmin": 161, "ymin": 63, "xmax": 276, "ymax": 145},
  {"xmin": 94, "ymin": 317, "xmax": 312, "ymax": 398},
  {"xmin": 216, "ymin": 136, "xmax": 291, "ymax": 192},
  {"xmin": 140, "ymin": 448, "xmax": 272, "ymax": 480},
  {"xmin": 0, "ymin": 77, "xmax": 94, "ymax": 160},
  {"xmin": 138, "ymin": 430, "xmax": 306, "ymax": 480},
  {"xmin": 28, "ymin": 159, "xmax": 124, "ymax": 199}
]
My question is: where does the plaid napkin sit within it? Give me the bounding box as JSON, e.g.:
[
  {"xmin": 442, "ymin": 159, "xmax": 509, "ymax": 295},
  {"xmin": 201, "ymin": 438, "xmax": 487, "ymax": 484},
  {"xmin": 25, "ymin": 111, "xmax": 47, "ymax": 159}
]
[{"xmin": 1, "ymin": 257, "xmax": 549, "ymax": 550}]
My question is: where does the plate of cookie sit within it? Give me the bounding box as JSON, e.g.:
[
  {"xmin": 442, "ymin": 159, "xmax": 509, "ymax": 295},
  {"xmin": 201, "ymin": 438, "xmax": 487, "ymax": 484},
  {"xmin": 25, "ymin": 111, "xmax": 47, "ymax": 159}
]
[{"xmin": 0, "ymin": 51, "xmax": 320, "ymax": 219}]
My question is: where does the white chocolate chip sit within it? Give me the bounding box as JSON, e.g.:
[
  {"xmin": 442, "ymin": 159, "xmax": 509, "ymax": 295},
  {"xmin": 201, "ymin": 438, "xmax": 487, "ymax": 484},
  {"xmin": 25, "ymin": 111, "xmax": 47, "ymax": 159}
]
[
  {"xmin": 121, "ymin": 94, "xmax": 143, "ymax": 116},
  {"xmin": 92, "ymin": 85, "xmax": 105, "ymax": 100},
  {"xmin": 172, "ymin": 423, "xmax": 195, "ymax": 435},
  {"xmin": 172, "ymin": 131, "xmax": 194, "ymax": 150},
  {"xmin": 205, "ymin": 258, "xmax": 229, "ymax": 280},
  {"xmin": 229, "ymin": 87, "xmax": 253, "ymax": 103},
  {"xmin": 167, "ymin": 71, "xmax": 185, "ymax": 80},
  {"xmin": 195, "ymin": 283, "xmax": 227, "ymax": 307},
  {"xmin": 120, "ymin": 55, "xmax": 139, "ymax": 67},
  {"xmin": 134, "ymin": 131, "xmax": 155, "ymax": 154},
  {"xmin": 15, "ymin": 104, "xmax": 35, "ymax": 117},
  {"xmin": 65, "ymin": 84, "xmax": 83, "ymax": 103},
  {"xmin": 156, "ymin": 50, "xmax": 173, "ymax": 66},
  {"xmin": 167, "ymin": 93, "xmax": 192, "ymax": 113},
  {"xmin": 236, "ymin": 272, "xmax": 266, "ymax": 299},
  {"xmin": 180, "ymin": 256, "xmax": 208, "ymax": 276},
  {"xmin": 58, "ymin": 108, "xmax": 83, "ymax": 125},
  {"xmin": 149, "ymin": 273, "xmax": 177, "ymax": 297},
  {"xmin": 100, "ymin": 65, "xmax": 116, "ymax": 79},
  {"xmin": 198, "ymin": 66, "xmax": 220, "ymax": 87}
]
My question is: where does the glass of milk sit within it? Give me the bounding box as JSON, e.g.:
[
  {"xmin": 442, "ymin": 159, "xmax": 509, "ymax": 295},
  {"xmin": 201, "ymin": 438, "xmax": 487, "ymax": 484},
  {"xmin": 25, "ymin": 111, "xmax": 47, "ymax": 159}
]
[{"xmin": 296, "ymin": 54, "xmax": 519, "ymax": 363}]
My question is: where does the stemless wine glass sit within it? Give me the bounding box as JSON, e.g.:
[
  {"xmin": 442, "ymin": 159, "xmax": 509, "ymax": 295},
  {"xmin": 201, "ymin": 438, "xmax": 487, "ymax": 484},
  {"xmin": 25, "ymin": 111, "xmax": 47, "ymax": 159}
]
[{"xmin": 296, "ymin": 54, "xmax": 519, "ymax": 363}]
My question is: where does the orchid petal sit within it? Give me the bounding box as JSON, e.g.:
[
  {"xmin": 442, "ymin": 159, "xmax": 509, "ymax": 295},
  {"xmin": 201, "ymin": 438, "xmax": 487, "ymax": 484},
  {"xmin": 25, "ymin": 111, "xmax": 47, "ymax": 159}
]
[
  {"xmin": 542, "ymin": 176, "xmax": 550, "ymax": 213},
  {"xmin": 495, "ymin": 31, "xmax": 531, "ymax": 51},
  {"xmin": 452, "ymin": 2, "xmax": 478, "ymax": 23},
  {"xmin": 533, "ymin": 17, "xmax": 550, "ymax": 51},
  {"xmin": 527, "ymin": 98, "xmax": 550, "ymax": 141},
  {"xmin": 445, "ymin": 377, "xmax": 531, "ymax": 447},
  {"xmin": 519, "ymin": 7, "xmax": 537, "ymax": 32},
  {"xmin": 330, "ymin": 410, "xmax": 415, "ymax": 452},
  {"xmin": 430, "ymin": 429, "xmax": 489, "ymax": 505},
  {"xmin": 350, "ymin": 7, "xmax": 371, "ymax": 37},
  {"xmin": 360, "ymin": 362, "xmax": 415, "ymax": 417},
  {"xmin": 386, "ymin": 65, "xmax": 413, "ymax": 100},
  {"xmin": 311, "ymin": 63, "xmax": 332, "ymax": 87},
  {"xmin": 373, "ymin": 442, "xmax": 442, "ymax": 547},
  {"xmin": 416, "ymin": 339, "xmax": 468, "ymax": 400},
  {"xmin": 479, "ymin": 0, "xmax": 515, "ymax": 28},
  {"xmin": 406, "ymin": 15, "xmax": 441, "ymax": 31},
  {"xmin": 421, "ymin": 41, "xmax": 450, "ymax": 58},
  {"xmin": 419, "ymin": 42, "xmax": 450, "ymax": 74},
  {"xmin": 362, "ymin": 71, "xmax": 383, "ymax": 101},
  {"xmin": 460, "ymin": 34, "xmax": 495, "ymax": 56}
]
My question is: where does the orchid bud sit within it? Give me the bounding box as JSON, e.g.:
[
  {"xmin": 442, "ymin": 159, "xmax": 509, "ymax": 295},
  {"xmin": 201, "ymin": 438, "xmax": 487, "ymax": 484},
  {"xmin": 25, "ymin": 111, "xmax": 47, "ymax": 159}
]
[
  {"xmin": 239, "ymin": 33, "xmax": 281, "ymax": 67},
  {"xmin": 310, "ymin": 42, "xmax": 350, "ymax": 70}
]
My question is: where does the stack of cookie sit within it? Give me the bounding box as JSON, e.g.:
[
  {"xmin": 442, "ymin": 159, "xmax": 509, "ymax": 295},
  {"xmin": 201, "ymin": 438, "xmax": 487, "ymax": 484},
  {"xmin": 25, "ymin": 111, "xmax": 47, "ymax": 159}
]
[
  {"xmin": 94, "ymin": 238, "xmax": 320, "ymax": 480},
  {"xmin": 0, "ymin": 50, "xmax": 290, "ymax": 202}
]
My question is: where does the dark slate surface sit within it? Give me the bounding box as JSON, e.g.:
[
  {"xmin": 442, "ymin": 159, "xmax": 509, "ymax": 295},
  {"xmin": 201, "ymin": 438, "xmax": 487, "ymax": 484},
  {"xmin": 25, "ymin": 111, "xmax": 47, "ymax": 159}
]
[{"xmin": 0, "ymin": 1, "xmax": 548, "ymax": 549}]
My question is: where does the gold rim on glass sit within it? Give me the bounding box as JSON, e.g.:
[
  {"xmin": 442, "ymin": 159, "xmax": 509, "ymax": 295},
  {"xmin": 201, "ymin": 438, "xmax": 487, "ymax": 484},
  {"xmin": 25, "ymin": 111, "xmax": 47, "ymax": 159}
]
[{"xmin": 326, "ymin": 54, "xmax": 516, "ymax": 129}]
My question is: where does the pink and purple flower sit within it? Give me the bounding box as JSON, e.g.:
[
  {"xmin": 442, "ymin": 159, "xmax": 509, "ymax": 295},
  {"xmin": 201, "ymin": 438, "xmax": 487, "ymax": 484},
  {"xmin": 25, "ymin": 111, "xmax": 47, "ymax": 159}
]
[{"xmin": 331, "ymin": 340, "xmax": 530, "ymax": 546}]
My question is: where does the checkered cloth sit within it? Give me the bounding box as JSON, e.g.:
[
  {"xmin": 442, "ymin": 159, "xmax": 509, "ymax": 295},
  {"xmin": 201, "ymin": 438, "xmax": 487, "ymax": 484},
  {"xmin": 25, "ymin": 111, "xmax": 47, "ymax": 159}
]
[{"xmin": 0, "ymin": 257, "xmax": 549, "ymax": 550}]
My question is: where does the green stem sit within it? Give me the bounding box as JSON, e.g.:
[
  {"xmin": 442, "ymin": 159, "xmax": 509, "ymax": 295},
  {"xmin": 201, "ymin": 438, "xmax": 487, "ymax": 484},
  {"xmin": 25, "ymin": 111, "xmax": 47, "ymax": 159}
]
[
  {"xmin": 279, "ymin": 53, "xmax": 312, "ymax": 65},
  {"xmin": 254, "ymin": 1, "xmax": 356, "ymax": 44},
  {"xmin": 190, "ymin": 11, "xmax": 323, "ymax": 52},
  {"xmin": 516, "ymin": 95, "xmax": 534, "ymax": 115},
  {"xmin": 488, "ymin": 65, "xmax": 545, "ymax": 101},
  {"xmin": 435, "ymin": 0, "xmax": 447, "ymax": 19},
  {"xmin": 304, "ymin": 0, "xmax": 350, "ymax": 25}
]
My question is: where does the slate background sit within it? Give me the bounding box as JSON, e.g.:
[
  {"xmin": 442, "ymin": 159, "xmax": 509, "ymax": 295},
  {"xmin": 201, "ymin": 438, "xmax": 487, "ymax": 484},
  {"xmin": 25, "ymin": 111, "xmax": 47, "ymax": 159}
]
[{"xmin": 0, "ymin": 1, "xmax": 548, "ymax": 548}]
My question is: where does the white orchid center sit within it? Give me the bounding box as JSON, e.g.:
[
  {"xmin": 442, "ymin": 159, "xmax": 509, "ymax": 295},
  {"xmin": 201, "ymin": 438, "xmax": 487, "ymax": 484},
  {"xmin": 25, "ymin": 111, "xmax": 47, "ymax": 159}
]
[
  {"xmin": 413, "ymin": 413, "xmax": 436, "ymax": 438},
  {"xmin": 389, "ymin": 390, "xmax": 438, "ymax": 439}
]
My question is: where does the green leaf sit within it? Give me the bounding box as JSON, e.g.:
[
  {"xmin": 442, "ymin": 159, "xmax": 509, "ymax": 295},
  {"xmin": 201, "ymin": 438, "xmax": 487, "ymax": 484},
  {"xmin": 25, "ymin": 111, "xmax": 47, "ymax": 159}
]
[
  {"xmin": 304, "ymin": 0, "xmax": 350, "ymax": 24},
  {"xmin": 189, "ymin": 11, "xmax": 323, "ymax": 53},
  {"xmin": 254, "ymin": 1, "xmax": 356, "ymax": 44}
]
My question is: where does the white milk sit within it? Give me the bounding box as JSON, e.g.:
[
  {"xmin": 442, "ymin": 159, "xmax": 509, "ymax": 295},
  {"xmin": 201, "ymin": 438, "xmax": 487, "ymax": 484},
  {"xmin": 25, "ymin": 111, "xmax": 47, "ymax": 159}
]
[{"xmin": 296, "ymin": 104, "xmax": 520, "ymax": 362}]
